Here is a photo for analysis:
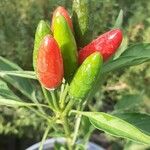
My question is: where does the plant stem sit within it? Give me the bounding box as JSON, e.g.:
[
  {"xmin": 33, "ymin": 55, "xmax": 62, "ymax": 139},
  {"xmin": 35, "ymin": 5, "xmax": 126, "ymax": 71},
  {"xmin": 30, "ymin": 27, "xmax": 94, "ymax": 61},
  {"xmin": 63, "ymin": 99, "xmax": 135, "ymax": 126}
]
[
  {"xmin": 10, "ymin": 101, "xmax": 53, "ymax": 109},
  {"xmin": 28, "ymin": 106, "xmax": 58, "ymax": 134},
  {"xmin": 63, "ymin": 97, "xmax": 75, "ymax": 115},
  {"xmin": 60, "ymin": 82, "xmax": 65, "ymax": 102},
  {"xmin": 72, "ymin": 102, "xmax": 84, "ymax": 146},
  {"xmin": 60, "ymin": 84, "xmax": 69, "ymax": 109},
  {"xmin": 39, "ymin": 125, "xmax": 51, "ymax": 150},
  {"xmin": 28, "ymin": 107, "xmax": 52, "ymax": 122},
  {"xmin": 32, "ymin": 96, "xmax": 46, "ymax": 114},
  {"xmin": 62, "ymin": 116, "xmax": 73, "ymax": 150},
  {"xmin": 63, "ymin": 117, "xmax": 71, "ymax": 136},
  {"xmin": 50, "ymin": 90, "xmax": 60, "ymax": 111},
  {"xmin": 61, "ymin": 98, "xmax": 78, "ymax": 149},
  {"xmin": 42, "ymin": 87, "xmax": 56, "ymax": 112},
  {"xmin": 72, "ymin": 114, "xmax": 82, "ymax": 146}
]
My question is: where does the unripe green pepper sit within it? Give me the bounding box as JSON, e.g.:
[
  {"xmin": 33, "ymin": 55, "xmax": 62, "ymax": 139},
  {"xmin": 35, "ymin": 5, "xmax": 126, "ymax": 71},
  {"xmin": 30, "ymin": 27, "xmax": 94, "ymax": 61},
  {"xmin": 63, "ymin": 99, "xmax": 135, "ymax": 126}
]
[
  {"xmin": 72, "ymin": 0, "xmax": 93, "ymax": 47},
  {"xmin": 33, "ymin": 20, "xmax": 52, "ymax": 71},
  {"xmin": 53, "ymin": 15, "xmax": 78, "ymax": 81},
  {"xmin": 69, "ymin": 52, "xmax": 103, "ymax": 100}
]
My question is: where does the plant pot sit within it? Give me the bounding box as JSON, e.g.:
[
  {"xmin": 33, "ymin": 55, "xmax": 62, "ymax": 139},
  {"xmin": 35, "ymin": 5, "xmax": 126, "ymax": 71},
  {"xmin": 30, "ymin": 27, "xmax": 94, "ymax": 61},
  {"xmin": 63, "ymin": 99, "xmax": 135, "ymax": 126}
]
[{"xmin": 26, "ymin": 138, "xmax": 105, "ymax": 150}]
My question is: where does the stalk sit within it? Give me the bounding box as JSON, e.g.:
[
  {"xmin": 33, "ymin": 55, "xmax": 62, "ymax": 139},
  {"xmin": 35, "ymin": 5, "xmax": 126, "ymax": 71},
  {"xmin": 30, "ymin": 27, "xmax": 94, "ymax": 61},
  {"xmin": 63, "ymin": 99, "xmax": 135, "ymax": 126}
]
[
  {"xmin": 42, "ymin": 87, "xmax": 57, "ymax": 112},
  {"xmin": 62, "ymin": 116, "xmax": 73, "ymax": 150},
  {"xmin": 39, "ymin": 125, "xmax": 51, "ymax": 150},
  {"xmin": 50, "ymin": 90, "xmax": 60, "ymax": 111},
  {"xmin": 63, "ymin": 97, "xmax": 75, "ymax": 115}
]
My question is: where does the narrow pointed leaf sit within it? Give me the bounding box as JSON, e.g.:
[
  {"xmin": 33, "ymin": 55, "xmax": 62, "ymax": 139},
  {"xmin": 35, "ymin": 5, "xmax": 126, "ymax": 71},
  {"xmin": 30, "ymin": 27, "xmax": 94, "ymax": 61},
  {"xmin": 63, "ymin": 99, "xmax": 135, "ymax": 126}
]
[
  {"xmin": 114, "ymin": 113, "xmax": 150, "ymax": 136},
  {"xmin": 0, "ymin": 98, "xmax": 40, "ymax": 107},
  {"xmin": 113, "ymin": 35, "xmax": 128, "ymax": 59},
  {"xmin": 0, "ymin": 56, "xmax": 37, "ymax": 101},
  {"xmin": 0, "ymin": 71, "xmax": 36, "ymax": 79},
  {"xmin": 114, "ymin": 94, "xmax": 142, "ymax": 111},
  {"xmin": 77, "ymin": 111, "xmax": 150, "ymax": 145},
  {"xmin": 113, "ymin": 9, "xmax": 123, "ymax": 28},
  {"xmin": 102, "ymin": 43, "xmax": 150, "ymax": 74},
  {"xmin": 0, "ymin": 80, "xmax": 19, "ymax": 99}
]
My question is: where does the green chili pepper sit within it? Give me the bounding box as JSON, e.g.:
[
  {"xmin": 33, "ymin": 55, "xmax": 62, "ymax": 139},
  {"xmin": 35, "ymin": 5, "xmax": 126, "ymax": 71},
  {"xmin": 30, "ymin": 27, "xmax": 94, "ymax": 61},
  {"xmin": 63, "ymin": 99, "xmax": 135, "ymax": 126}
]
[
  {"xmin": 69, "ymin": 52, "xmax": 103, "ymax": 100},
  {"xmin": 53, "ymin": 15, "xmax": 78, "ymax": 81},
  {"xmin": 33, "ymin": 20, "xmax": 52, "ymax": 71},
  {"xmin": 72, "ymin": 0, "xmax": 93, "ymax": 47}
]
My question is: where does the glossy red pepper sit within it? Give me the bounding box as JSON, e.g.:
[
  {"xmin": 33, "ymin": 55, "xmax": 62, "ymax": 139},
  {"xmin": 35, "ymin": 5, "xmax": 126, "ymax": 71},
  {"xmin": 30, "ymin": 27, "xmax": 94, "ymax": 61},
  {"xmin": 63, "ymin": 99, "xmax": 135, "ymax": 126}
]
[
  {"xmin": 37, "ymin": 35, "xmax": 64, "ymax": 89},
  {"xmin": 51, "ymin": 6, "xmax": 73, "ymax": 32},
  {"xmin": 79, "ymin": 29, "xmax": 123, "ymax": 64}
]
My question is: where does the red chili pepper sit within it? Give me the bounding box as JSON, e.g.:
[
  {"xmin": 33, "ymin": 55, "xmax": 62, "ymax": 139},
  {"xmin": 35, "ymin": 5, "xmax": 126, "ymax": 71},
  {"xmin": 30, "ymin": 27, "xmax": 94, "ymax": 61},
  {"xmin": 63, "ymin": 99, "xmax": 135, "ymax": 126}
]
[
  {"xmin": 79, "ymin": 29, "xmax": 123, "ymax": 64},
  {"xmin": 51, "ymin": 6, "xmax": 73, "ymax": 32},
  {"xmin": 37, "ymin": 35, "xmax": 64, "ymax": 89}
]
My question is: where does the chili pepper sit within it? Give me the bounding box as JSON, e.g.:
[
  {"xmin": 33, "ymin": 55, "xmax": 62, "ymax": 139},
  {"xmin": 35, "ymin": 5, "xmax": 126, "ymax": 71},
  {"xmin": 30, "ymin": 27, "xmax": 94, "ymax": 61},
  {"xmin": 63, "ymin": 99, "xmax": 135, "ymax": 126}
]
[
  {"xmin": 51, "ymin": 6, "xmax": 73, "ymax": 32},
  {"xmin": 79, "ymin": 29, "xmax": 123, "ymax": 64},
  {"xmin": 33, "ymin": 20, "xmax": 51, "ymax": 72},
  {"xmin": 37, "ymin": 35, "xmax": 64, "ymax": 89},
  {"xmin": 69, "ymin": 52, "xmax": 103, "ymax": 100},
  {"xmin": 72, "ymin": 0, "xmax": 93, "ymax": 47},
  {"xmin": 53, "ymin": 15, "xmax": 78, "ymax": 81}
]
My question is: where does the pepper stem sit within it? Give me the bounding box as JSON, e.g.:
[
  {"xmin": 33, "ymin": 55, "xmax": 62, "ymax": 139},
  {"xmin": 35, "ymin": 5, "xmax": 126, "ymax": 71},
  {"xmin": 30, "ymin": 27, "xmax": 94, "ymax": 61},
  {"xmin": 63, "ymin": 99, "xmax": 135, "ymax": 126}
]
[
  {"xmin": 39, "ymin": 125, "xmax": 51, "ymax": 150},
  {"xmin": 42, "ymin": 87, "xmax": 57, "ymax": 112},
  {"xmin": 63, "ymin": 97, "xmax": 75, "ymax": 115},
  {"xmin": 62, "ymin": 113, "xmax": 73, "ymax": 150},
  {"xmin": 50, "ymin": 90, "xmax": 60, "ymax": 111},
  {"xmin": 60, "ymin": 83, "xmax": 69, "ymax": 109}
]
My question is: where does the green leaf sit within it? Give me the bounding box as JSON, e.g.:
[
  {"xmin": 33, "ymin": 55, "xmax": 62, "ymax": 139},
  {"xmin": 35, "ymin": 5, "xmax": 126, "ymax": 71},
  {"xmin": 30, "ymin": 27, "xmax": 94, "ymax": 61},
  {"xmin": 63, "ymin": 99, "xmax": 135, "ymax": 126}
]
[
  {"xmin": 75, "ymin": 144, "xmax": 85, "ymax": 150},
  {"xmin": 113, "ymin": 9, "xmax": 123, "ymax": 28},
  {"xmin": 114, "ymin": 94, "xmax": 142, "ymax": 111},
  {"xmin": 0, "ymin": 56, "xmax": 21, "ymax": 70},
  {"xmin": 124, "ymin": 141, "xmax": 149, "ymax": 150},
  {"xmin": 54, "ymin": 142, "xmax": 66, "ymax": 150},
  {"xmin": 102, "ymin": 43, "xmax": 150, "ymax": 74},
  {"xmin": 0, "ymin": 80, "xmax": 19, "ymax": 99},
  {"xmin": 81, "ymin": 116, "xmax": 93, "ymax": 135},
  {"xmin": 80, "ymin": 116, "xmax": 94, "ymax": 145},
  {"xmin": 0, "ymin": 98, "xmax": 49, "ymax": 112},
  {"xmin": 0, "ymin": 98, "xmax": 40, "ymax": 107},
  {"xmin": 49, "ymin": 132, "xmax": 65, "ymax": 138},
  {"xmin": 114, "ymin": 113, "xmax": 150, "ymax": 136},
  {"xmin": 0, "ymin": 56, "xmax": 37, "ymax": 101},
  {"xmin": 113, "ymin": 35, "xmax": 128, "ymax": 59},
  {"xmin": 0, "ymin": 71, "xmax": 36, "ymax": 79},
  {"xmin": 76, "ymin": 111, "xmax": 150, "ymax": 145}
]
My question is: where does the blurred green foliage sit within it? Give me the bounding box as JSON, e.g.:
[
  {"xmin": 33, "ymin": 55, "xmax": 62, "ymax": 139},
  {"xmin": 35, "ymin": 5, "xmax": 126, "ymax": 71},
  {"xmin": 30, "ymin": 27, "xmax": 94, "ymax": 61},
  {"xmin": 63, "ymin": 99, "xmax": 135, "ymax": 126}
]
[
  {"xmin": 0, "ymin": 107, "xmax": 46, "ymax": 139},
  {"xmin": 1, "ymin": 0, "xmax": 150, "ymax": 68},
  {"xmin": 0, "ymin": 0, "xmax": 72, "ymax": 69},
  {"xmin": 0, "ymin": 0, "xmax": 150, "ymax": 148}
]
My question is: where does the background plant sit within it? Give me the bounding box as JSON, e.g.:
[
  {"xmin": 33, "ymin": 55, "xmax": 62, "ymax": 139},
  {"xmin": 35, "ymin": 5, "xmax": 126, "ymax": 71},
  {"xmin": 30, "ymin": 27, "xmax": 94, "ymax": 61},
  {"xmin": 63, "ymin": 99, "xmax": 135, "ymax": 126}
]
[{"xmin": 0, "ymin": 0, "xmax": 150, "ymax": 149}]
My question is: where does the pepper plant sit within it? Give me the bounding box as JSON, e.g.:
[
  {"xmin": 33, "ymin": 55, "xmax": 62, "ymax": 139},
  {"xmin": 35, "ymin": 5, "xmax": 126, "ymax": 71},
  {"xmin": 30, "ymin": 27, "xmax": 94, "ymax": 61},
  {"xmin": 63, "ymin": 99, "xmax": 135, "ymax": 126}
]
[{"xmin": 0, "ymin": 1, "xmax": 150, "ymax": 150}]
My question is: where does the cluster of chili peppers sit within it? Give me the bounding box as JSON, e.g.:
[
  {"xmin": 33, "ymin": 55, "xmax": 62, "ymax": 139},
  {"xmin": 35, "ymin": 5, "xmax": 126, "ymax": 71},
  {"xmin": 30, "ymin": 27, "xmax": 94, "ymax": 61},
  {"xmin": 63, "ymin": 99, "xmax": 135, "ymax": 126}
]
[{"xmin": 33, "ymin": 6, "xmax": 123, "ymax": 101}]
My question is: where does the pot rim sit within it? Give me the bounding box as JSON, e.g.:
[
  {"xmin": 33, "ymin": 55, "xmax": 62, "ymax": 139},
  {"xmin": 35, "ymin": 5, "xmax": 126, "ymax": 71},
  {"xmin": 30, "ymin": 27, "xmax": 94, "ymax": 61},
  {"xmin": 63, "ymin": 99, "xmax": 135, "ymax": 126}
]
[{"xmin": 26, "ymin": 137, "xmax": 104, "ymax": 150}]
